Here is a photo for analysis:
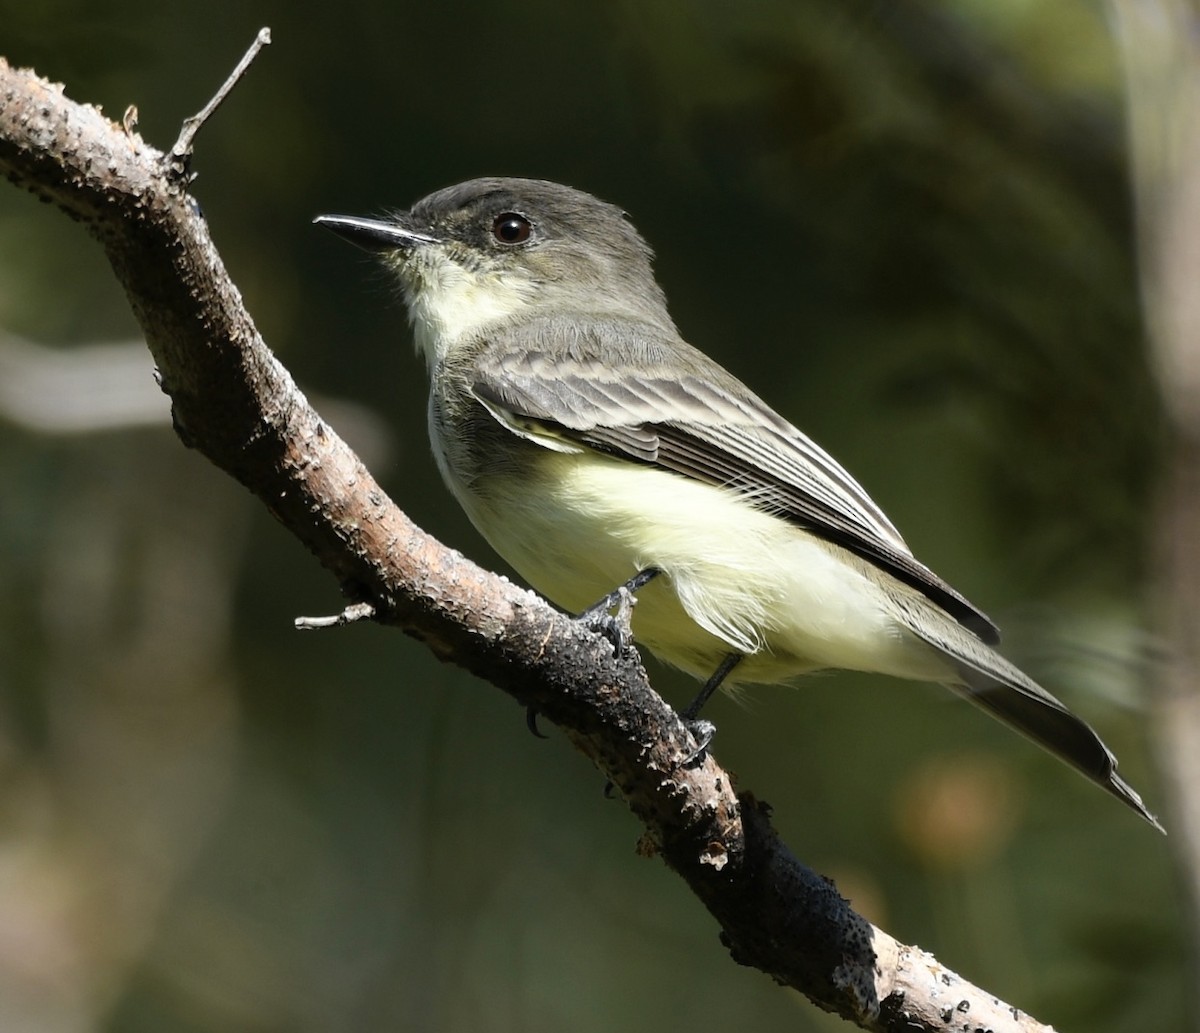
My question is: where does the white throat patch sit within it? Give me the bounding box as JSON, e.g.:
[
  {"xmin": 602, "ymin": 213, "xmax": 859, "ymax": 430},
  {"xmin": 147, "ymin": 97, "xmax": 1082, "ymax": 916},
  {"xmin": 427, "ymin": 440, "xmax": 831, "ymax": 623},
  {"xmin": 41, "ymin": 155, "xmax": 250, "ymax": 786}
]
[{"xmin": 399, "ymin": 248, "xmax": 537, "ymax": 365}]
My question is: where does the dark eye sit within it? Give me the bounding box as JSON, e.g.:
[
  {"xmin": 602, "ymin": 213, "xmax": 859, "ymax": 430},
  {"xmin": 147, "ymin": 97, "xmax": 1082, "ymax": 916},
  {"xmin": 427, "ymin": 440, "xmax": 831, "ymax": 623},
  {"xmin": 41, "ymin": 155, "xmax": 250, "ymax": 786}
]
[{"xmin": 492, "ymin": 213, "xmax": 531, "ymax": 244}]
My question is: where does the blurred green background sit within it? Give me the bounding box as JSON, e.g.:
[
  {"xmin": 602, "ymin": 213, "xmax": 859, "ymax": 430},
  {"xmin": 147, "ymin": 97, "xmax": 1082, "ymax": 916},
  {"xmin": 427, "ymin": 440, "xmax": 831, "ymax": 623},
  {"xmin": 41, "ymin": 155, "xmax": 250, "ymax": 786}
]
[{"xmin": 0, "ymin": 2, "xmax": 1186, "ymax": 1031}]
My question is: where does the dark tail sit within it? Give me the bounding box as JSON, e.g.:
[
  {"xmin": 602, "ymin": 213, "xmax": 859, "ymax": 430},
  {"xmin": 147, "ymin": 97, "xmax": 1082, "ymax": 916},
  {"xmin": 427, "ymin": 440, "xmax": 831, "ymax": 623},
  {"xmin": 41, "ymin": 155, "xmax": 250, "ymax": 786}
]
[{"xmin": 906, "ymin": 616, "xmax": 1164, "ymax": 833}]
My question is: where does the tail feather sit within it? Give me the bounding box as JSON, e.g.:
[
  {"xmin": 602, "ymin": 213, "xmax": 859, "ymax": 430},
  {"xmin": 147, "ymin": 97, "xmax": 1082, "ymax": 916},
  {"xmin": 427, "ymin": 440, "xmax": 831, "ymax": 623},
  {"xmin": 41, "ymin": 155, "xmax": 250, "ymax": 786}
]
[{"xmin": 904, "ymin": 614, "xmax": 1164, "ymax": 833}]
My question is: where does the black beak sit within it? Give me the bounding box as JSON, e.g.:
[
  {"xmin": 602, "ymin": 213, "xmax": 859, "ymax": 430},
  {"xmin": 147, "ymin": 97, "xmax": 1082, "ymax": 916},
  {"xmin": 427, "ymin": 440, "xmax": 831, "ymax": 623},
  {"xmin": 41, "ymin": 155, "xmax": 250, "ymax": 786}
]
[{"xmin": 313, "ymin": 214, "xmax": 440, "ymax": 253}]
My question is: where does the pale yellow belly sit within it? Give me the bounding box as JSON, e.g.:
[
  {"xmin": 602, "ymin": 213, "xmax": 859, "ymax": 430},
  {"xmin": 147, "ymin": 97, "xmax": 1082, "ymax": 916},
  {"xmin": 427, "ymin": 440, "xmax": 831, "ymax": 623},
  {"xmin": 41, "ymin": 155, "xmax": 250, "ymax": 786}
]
[{"xmin": 452, "ymin": 450, "xmax": 952, "ymax": 687}]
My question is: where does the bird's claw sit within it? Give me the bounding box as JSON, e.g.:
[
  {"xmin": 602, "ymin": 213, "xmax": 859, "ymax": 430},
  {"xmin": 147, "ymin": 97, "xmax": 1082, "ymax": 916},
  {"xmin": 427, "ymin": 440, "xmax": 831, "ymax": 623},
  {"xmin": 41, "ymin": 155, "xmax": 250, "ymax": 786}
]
[
  {"xmin": 526, "ymin": 706, "xmax": 549, "ymax": 739},
  {"xmin": 682, "ymin": 718, "xmax": 716, "ymax": 766}
]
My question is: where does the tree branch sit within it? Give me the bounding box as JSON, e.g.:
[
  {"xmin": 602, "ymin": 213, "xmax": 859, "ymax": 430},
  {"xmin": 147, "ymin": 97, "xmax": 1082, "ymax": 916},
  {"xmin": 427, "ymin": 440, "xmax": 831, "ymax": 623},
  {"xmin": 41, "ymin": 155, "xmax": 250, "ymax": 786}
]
[
  {"xmin": 0, "ymin": 52, "xmax": 1055, "ymax": 1033},
  {"xmin": 1112, "ymin": 0, "xmax": 1200, "ymax": 1005}
]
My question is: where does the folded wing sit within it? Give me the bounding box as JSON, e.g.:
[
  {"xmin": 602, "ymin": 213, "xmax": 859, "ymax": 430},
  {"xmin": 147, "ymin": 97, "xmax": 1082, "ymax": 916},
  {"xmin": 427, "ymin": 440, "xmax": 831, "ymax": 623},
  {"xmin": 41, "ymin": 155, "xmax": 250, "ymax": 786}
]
[{"xmin": 470, "ymin": 317, "xmax": 999, "ymax": 643}]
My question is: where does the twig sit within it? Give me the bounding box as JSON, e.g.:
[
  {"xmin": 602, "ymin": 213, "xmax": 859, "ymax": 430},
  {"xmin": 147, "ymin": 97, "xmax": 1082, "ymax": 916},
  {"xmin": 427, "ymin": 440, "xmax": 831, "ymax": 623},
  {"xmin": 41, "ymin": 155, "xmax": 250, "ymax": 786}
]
[
  {"xmin": 166, "ymin": 27, "xmax": 271, "ymax": 178},
  {"xmin": 295, "ymin": 602, "xmax": 377, "ymax": 629}
]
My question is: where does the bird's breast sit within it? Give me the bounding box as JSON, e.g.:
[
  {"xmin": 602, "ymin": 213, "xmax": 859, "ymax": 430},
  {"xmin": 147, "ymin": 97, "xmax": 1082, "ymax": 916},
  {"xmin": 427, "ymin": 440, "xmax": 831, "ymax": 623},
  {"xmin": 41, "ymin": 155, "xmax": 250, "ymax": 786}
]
[{"xmin": 438, "ymin": 445, "xmax": 947, "ymax": 687}]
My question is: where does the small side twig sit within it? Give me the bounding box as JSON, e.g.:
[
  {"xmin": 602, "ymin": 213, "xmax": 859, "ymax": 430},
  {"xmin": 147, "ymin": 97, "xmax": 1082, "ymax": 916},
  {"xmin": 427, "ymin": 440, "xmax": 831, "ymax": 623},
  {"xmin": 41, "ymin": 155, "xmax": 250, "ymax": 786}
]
[
  {"xmin": 166, "ymin": 27, "xmax": 271, "ymax": 178},
  {"xmin": 295, "ymin": 601, "xmax": 377, "ymax": 630}
]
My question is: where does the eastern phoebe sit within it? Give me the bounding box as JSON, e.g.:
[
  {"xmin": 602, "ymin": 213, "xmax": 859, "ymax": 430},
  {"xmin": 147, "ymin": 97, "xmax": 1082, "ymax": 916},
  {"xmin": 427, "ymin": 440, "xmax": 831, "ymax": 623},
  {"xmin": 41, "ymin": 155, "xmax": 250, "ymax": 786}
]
[{"xmin": 316, "ymin": 177, "xmax": 1161, "ymax": 831}]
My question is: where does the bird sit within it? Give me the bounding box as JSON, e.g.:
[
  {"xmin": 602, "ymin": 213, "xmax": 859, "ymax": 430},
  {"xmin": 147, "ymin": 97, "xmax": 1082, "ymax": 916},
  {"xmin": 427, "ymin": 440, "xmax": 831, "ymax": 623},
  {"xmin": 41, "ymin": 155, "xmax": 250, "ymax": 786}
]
[{"xmin": 316, "ymin": 176, "xmax": 1162, "ymax": 831}]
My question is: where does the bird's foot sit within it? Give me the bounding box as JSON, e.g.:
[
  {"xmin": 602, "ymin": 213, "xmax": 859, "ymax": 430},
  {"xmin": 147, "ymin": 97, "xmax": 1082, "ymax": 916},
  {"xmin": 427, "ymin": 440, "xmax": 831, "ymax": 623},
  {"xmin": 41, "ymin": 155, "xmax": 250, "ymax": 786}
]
[
  {"xmin": 681, "ymin": 718, "xmax": 716, "ymax": 766},
  {"xmin": 577, "ymin": 585, "xmax": 638, "ymax": 655},
  {"xmin": 575, "ymin": 567, "xmax": 660, "ymax": 655}
]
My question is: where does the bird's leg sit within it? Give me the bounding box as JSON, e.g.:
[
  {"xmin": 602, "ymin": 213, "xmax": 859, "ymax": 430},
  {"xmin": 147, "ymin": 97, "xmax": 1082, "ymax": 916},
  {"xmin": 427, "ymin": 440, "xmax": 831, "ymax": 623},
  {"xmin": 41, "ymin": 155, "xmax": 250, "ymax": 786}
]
[
  {"xmin": 525, "ymin": 567, "xmax": 662, "ymax": 738},
  {"xmin": 680, "ymin": 653, "xmax": 743, "ymax": 762}
]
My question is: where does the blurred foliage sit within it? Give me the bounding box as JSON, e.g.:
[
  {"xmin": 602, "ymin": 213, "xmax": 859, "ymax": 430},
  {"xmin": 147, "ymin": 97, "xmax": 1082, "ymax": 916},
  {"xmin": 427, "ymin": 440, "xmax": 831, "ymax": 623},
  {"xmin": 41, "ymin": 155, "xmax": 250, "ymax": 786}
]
[{"xmin": 0, "ymin": 1, "xmax": 1185, "ymax": 1031}]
